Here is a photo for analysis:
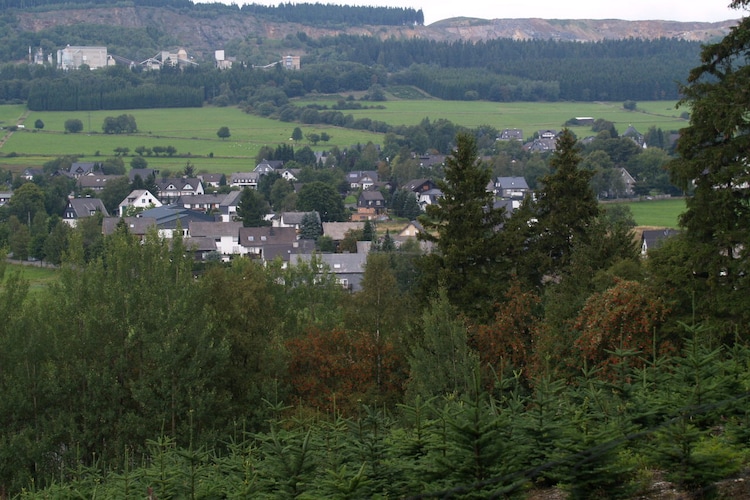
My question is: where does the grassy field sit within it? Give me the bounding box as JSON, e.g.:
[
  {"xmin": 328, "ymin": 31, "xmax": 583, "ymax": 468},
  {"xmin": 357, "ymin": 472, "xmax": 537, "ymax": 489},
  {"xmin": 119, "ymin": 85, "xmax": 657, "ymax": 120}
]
[
  {"xmin": 619, "ymin": 197, "xmax": 685, "ymax": 228},
  {"xmin": 293, "ymin": 96, "xmax": 688, "ymax": 136},
  {"xmin": 2, "ymin": 262, "xmax": 59, "ymax": 293},
  {"xmin": 0, "ymin": 106, "xmax": 383, "ymax": 175},
  {"xmin": 0, "ymin": 97, "xmax": 687, "ymax": 175}
]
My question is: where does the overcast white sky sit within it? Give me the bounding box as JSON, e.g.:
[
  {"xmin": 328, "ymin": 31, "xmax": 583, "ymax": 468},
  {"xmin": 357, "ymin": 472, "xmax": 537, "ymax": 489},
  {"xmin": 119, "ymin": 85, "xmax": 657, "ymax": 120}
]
[{"xmin": 204, "ymin": 0, "xmax": 747, "ymax": 25}]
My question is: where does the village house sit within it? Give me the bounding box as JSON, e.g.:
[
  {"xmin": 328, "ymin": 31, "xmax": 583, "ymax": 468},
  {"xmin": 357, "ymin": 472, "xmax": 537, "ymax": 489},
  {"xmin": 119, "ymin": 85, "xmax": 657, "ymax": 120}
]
[
  {"xmin": 347, "ymin": 170, "xmax": 378, "ymax": 191},
  {"xmin": 118, "ymin": 189, "xmax": 161, "ymax": 216},
  {"xmin": 498, "ymin": 129, "xmax": 524, "ymax": 141},
  {"xmin": 255, "ymin": 159, "xmax": 284, "ymax": 174},
  {"xmin": 129, "ymin": 168, "xmax": 159, "ymax": 183},
  {"xmin": 218, "ymin": 190, "xmax": 242, "ymax": 222},
  {"xmin": 187, "ymin": 221, "xmax": 243, "ymax": 258},
  {"xmin": 63, "ymin": 197, "xmax": 108, "ymax": 227},
  {"xmin": 177, "ymin": 192, "xmax": 232, "ymax": 214},
  {"xmin": 102, "ymin": 217, "xmax": 157, "ymax": 239},
  {"xmin": 641, "ymin": 228, "xmax": 680, "ymax": 256},
  {"xmin": 198, "ymin": 173, "xmax": 224, "ymax": 188},
  {"xmin": 239, "ymin": 226, "xmax": 299, "ymax": 261},
  {"xmin": 139, "ymin": 205, "xmax": 215, "ymax": 239},
  {"xmin": 68, "ymin": 162, "xmax": 97, "ymax": 178},
  {"xmin": 291, "ymin": 249, "xmax": 369, "ymax": 292},
  {"xmin": 352, "ymin": 190, "xmax": 386, "ymax": 221},
  {"xmin": 272, "ymin": 211, "xmax": 320, "ymax": 231},
  {"xmin": 77, "ymin": 174, "xmax": 121, "ymax": 193},
  {"xmin": 494, "ymin": 176, "xmax": 530, "ymax": 199},
  {"xmin": 156, "ymin": 177, "xmax": 204, "ymax": 204},
  {"xmin": 230, "ymin": 172, "xmax": 260, "ymax": 189}
]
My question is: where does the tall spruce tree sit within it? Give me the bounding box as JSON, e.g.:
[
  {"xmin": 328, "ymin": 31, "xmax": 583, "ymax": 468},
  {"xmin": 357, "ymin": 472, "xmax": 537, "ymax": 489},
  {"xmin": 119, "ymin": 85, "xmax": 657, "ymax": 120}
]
[
  {"xmin": 667, "ymin": 2, "xmax": 750, "ymax": 333},
  {"xmin": 533, "ymin": 129, "xmax": 599, "ymax": 279},
  {"xmin": 236, "ymin": 187, "xmax": 271, "ymax": 227},
  {"xmin": 418, "ymin": 132, "xmax": 508, "ymax": 318}
]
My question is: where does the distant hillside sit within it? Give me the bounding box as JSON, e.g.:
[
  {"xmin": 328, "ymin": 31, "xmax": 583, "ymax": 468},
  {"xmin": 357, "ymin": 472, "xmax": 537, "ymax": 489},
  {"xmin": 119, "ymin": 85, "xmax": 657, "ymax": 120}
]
[{"xmin": 12, "ymin": 5, "xmax": 737, "ymax": 60}]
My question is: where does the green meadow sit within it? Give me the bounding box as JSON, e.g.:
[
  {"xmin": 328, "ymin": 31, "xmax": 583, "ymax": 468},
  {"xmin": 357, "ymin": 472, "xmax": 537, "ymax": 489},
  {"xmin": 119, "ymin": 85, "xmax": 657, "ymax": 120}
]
[
  {"xmin": 0, "ymin": 98, "xmax": 687, "ymax": 175},
  {"xmin": 2, "ymin": 262, "xmax": 60, "ymax": 293},
  {"xmin": 620, "ymin": 197, "xmax": 686, "ymax": 228},
  {"xmin": 294, "ymin": 96, "xmax": 688, "ymax": 135},
  {"xmin": 0, "ymin": 106, "xmax": 383, "ymax": 175}
]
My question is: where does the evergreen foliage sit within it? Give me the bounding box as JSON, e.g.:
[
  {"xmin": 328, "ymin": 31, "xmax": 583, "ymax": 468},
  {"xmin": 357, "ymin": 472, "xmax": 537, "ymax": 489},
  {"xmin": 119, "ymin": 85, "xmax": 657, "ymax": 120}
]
[
  {"xmin": 419, "ymin": 132, "xmax": 508, "ymax": 318},
  {"xmin": 236, "ymin": 187, "xmax": 270, "ymax": 227}
]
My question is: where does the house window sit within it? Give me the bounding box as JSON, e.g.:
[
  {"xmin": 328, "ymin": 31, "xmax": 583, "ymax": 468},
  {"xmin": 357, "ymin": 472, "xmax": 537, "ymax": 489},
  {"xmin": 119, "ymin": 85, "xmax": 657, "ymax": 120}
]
[
  {"xmin": 248, "ymin": 236, "xmax": 254, "ymax": 241},
  {"xmin": 261, "ymin": 236, "xmax": 267, "ymax": 241},
  {"xmin": 333, "ymin": 263, "xmax": 341, "ymax": 269}
]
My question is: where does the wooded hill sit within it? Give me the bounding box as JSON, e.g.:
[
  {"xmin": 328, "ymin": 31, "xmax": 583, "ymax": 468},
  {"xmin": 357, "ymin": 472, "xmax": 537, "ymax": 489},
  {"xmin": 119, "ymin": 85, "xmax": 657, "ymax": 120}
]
[{"xmin": 0, "ymin": 0, "xmax": 735, "ymax": 106}]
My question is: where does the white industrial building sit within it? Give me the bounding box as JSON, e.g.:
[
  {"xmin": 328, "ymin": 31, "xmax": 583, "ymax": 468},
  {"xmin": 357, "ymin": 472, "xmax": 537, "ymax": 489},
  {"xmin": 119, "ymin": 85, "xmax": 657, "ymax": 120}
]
[{"xmin": 57, "ymin": 45, "xmax": 113, "ymax": 70}]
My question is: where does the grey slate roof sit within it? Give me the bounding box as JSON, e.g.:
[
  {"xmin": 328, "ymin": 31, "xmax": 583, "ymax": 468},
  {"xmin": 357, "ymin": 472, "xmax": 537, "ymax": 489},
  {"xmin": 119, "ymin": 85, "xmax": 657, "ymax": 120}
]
[
  {"xmin": 189, "ymin": 221, "xmax": 243, "ymax": 238},
  {"xmin": 102, "ymin": 217, "xmax": 157, "ymax": 236},
  {"xmin": 66, "ymin": 197, "xmax": 109, "ymax": 218},
  {"xmin": 140, "ymin": 205, "xmax": 215, "ymax": 228}
]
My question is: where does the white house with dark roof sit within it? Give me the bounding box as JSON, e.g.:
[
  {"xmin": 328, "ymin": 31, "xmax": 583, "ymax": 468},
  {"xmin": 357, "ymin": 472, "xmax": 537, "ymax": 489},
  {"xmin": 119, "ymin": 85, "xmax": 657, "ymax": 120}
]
[
  {"xmin": 418, "ymin": 188, "xmax": 442, "ymax": 210},
  {"xmin": 198, "ymin": 173, "xmax": 224, "ymax": 188},
  {"xmin": 156, "ymin": 177, "xmax": 204, "ymax": 204},
  {"xmin": 641, "ymin": 228, "xmax": 680, "ymax": 256},
  {"xmin": 177, "ymin": 192, "xmax": 232, "ymax": 213},
  {"xmin": 239, "ymin": 226, "xmax": 298, "ymax": 259},
  {"xmin": 273, "ymin": 211, "xmax": 320, "ymax": 230},
  {"xmin": 230, "ymin": 172, "xmax": 260, "ymax": 189},
  {"xmin": 219, "ymin": 190, "xmax": 242, "ymax": 222},
  {"xmin": 347, "ymin": 170, "xmax": 378, "ymax": 190},
  {"xmin": 22, "ymin": 168, "xmax": 44, "ymax": 181},
  {"xmin": 68, "ymin": 162, "xmax": 97, "ymax": 178},
  {"xmin": 63, "ymin": 197, "xmax": 109, "ymax": 227},
  {"xmin": 498, "ymin": 129, "xmax": 524, "ymax": 141},
  {"xmin": 0, "ymin": 191, "xmax": 12, "ymax": 207},
  {"xmin": 188, "ymin": 220, "xmax": 243, "ymax": 257},
  {"xmin": 494, "ymin": 177, "xmax": 530, "ymax": 199},
  {"xmin": 255, "ymin": 159, "xmax": 284, "ymax": 173},
  {"xmin": 291, "ymin": 252, "xmax": 368, "ymax": 292},
  {"xmin": 623, "ymin": 125, "xmax": 646, "ymax": 148}
]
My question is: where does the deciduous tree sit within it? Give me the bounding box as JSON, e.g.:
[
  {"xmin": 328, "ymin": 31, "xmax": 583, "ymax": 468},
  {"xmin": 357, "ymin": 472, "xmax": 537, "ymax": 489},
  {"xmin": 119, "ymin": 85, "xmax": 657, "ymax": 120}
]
[{"xmin": 217, "ymin": 126, "xmax": 231, "ymax": 140}]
